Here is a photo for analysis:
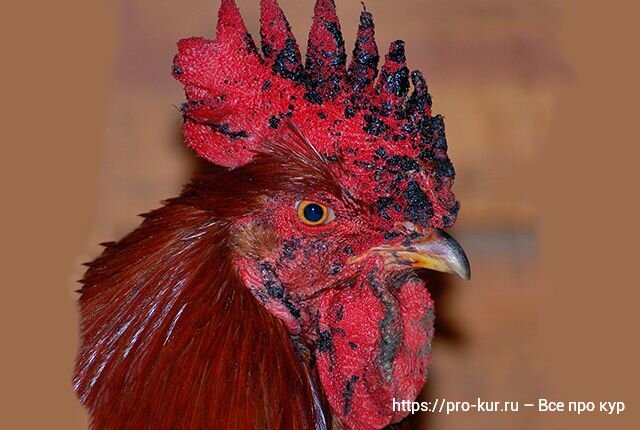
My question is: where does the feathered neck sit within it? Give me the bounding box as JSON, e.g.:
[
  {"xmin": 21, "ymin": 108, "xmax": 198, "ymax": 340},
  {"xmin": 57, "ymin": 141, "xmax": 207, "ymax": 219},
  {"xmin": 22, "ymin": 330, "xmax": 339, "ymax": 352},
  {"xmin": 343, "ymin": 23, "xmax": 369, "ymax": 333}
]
[{"xmin": 74, "ymin": 191, "xmax": 331, "ymax": 429}]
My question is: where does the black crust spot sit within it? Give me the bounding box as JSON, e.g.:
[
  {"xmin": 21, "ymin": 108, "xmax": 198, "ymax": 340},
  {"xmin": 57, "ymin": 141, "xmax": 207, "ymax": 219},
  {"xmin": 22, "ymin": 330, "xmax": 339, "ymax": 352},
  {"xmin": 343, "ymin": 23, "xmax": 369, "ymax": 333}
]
[
  {"xmin": 403, "ymin": 181, "xmax": 434, "ymax": 224},
  {"xmin": 211, "ymin": 123, "xmax": 249, "ymax": 140},
  {"xmin": 360, "ymin": 10, "xmax": 374, "ymax": 29},
  {"xmin": 268, "ymin": 115, "xmax": 281, "ymax": 129},
  {"xmin": 343, "ymin": 375, "xmax": 360, "ymax": 416},
  {"xmin": 387, "ymin": 155, "xmax": 420, "ymax": 172},
  {"xmin": 272, "ymin": 38, "xmax": 303, "ymax": 82},
  {"xmin": 376, "ymin": 147, "xmax": 389, "ymax": 159},
  {"xmin": 305, "ymin": 88, "xmax": 324, "ymax": 105},
  {"xmin": 363, "ymin": 114, "xmax": 387, "ymax": 136},
  {"xmin": 374, "ymin": 196, "xmax": 395, "ymax": 221},
  {"xmin": 317, "ymin": 330, "xmax": 334, "ymax": 353},
  {"xmin": 325, "ymin": 22, "xmax": 347, "ymax": 67},
  {"xmin": 345, "ymin": 106, "xmax": 356, "ymax": 119},
  {"xmin": 388, "ymin": 40, "xmax": 407, "ymax": 63},
  {"xmin": 380, "ymin": 101, "xmax": 393, "ymax": 116},
  {"xmin": 435, "ymin": 157, "xmax": 456, "ymax": 178},
  {"xmin": 257, "ymin": 263, "xmax": 301, "ymax": 319},
  {"xmin": 280, "ymin": 238, "xmax": 300, "ymax": 261},
  {"xmin": 382, "ymin": 67, "xmax": 410, "ymax": 97},
  {"xmin": 405, "ymin": 70, "xmax": 433, "ymax": 113},
  {"xmin": 367, "ymin": 268, "xmax": 402, "ymax": 381},
  {"xmin": 244, "ymin": 33, "xmax": 260, "ymax": 56},
  {"xmin": 262, "ymin": 43, "xmax": 274, "ymax": 58},
  {"xmin": 329, "ymin": 261, "xmax": 343, "ymax": 275}
]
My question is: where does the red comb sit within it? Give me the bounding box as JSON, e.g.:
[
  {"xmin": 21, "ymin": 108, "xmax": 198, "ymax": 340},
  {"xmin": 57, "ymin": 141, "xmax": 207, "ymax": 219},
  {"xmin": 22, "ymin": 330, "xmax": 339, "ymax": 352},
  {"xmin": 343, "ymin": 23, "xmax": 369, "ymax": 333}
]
[{"xmin": 173, "ymin": 0, "xmax": 459, "ymax": 228}]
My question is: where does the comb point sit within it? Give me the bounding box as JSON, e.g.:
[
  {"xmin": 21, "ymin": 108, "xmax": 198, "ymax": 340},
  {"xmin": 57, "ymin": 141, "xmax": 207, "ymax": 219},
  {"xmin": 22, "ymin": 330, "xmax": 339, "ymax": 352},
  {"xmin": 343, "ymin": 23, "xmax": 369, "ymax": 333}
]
[
  {"xmin": 348, "ymin": 10, "xmax": 379, "ymax": 92},
  {"xmin": 216, "ymin": 0, "xmax": 258, "ymax": 56},
  {"xmin": 260, "ymin": 0, "xmax": 302, "ymax": 81},
  {"xmin": 305, "ymin": 0, "xmax": 347, "ymax": 103},
  {"xmin": 376, "ymin": 40, "xmax": 410, "ymax": 101}
]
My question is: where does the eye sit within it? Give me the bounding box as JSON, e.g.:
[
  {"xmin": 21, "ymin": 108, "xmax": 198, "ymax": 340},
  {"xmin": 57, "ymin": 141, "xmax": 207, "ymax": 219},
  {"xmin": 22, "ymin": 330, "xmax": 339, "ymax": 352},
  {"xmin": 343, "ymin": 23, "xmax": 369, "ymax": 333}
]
[{"xmin": 296, "ymin": 201, "xmax": 335, "ymax": 226}]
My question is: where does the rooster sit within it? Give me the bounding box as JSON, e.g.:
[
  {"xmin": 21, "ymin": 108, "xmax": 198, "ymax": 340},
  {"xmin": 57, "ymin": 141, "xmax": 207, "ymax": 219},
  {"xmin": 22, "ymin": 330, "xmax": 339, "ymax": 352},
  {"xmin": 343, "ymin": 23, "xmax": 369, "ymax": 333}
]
[{"xmin": 74, "ymin": 1, "xmax": 470, "ymax": 429}]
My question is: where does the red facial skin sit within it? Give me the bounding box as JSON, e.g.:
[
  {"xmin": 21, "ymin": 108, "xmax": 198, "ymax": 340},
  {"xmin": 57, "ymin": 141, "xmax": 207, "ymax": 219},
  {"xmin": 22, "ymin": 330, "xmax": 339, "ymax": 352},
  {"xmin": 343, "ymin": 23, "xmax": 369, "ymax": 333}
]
[{"xmin": 233, "ymin": 191, "xmax": 435, "ymax": 429}]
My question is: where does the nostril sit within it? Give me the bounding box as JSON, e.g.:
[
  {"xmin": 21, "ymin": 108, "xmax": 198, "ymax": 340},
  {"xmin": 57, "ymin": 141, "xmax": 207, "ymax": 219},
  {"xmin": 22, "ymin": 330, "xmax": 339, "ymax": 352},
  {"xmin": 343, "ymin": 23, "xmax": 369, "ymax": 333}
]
[
  {"xmin": 405, "ymin": 231, "xmax": 422, "ymax": 242},
  {"xmin": 383, "ymin": 231, "xmax": 401, "ymax": 241}
]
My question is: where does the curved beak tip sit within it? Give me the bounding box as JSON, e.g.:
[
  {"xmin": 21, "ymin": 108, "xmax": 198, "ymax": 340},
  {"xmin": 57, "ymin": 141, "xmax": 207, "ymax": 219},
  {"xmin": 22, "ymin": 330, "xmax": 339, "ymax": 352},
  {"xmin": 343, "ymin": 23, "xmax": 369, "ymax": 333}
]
[
  {"xmin": 456, "ymin": 254, "xmax": 471, "ymax": 280},
  {"xmin": 378, "ymin": 227, "xmax": 471, "ymax": 281}
]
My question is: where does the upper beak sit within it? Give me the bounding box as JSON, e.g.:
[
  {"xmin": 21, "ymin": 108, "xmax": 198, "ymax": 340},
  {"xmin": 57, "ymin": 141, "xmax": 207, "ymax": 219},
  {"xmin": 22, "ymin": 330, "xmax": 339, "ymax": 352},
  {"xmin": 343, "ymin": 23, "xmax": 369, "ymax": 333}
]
[{"xmin": 358, "ymin": 226, "xmax": 471, "ymax": 280}]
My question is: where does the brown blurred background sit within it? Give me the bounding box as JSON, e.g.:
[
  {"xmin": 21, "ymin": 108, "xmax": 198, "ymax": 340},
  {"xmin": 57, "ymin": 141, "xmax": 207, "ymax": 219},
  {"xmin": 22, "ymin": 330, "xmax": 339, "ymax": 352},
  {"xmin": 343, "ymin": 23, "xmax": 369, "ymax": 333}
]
[{"xmin": 2, "ymin": 0, "xmax": 638, "ymax": 429}]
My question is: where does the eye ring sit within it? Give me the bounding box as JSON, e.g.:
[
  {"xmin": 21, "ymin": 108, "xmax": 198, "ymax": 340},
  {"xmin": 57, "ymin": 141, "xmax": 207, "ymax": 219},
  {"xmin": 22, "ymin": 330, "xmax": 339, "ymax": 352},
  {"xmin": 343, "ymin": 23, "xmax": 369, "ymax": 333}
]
[{"xmin": 296, "ymin": 201, "xmax": 335, "ymax": 226}]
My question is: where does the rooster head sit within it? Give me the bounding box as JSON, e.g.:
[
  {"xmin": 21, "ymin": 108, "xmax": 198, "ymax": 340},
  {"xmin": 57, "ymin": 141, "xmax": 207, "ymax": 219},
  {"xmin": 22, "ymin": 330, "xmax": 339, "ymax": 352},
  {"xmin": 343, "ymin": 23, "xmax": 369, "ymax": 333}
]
[{"xmin": 172, "ymin": 1, "xmax": 470, "ymax": 428}]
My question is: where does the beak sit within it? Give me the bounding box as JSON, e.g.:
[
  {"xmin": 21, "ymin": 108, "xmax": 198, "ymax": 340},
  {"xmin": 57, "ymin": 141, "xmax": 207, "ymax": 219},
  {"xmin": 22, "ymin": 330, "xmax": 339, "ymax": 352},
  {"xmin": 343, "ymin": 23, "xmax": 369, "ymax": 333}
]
[{"xmin": 360, "ymin": 226, "xmax": 471, "ymax": 280}]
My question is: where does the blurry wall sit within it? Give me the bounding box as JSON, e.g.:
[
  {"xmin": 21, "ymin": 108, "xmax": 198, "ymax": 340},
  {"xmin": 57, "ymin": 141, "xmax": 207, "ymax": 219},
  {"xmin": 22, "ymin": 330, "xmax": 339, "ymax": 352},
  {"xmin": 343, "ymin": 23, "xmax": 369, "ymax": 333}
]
[{"xmin": 4, "ymin": 1, "xmax": 638, "ymax": 430}]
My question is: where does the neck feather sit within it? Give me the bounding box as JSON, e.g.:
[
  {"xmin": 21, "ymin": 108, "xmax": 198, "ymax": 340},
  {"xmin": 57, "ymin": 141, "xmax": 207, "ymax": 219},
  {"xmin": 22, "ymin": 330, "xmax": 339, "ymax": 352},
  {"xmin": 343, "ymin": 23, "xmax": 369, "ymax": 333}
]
[{"xmin": 74, "ymin": 198, "xmax": 331, "ymax": 429}]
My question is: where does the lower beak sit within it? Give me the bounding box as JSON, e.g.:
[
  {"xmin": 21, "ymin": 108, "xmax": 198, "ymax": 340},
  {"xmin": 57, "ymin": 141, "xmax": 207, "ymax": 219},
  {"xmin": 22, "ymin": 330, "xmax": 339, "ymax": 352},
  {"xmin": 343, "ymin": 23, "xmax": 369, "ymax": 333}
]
[{"xmin": 363, "ymin": 227, "xmax": 471, "ymax": 280}]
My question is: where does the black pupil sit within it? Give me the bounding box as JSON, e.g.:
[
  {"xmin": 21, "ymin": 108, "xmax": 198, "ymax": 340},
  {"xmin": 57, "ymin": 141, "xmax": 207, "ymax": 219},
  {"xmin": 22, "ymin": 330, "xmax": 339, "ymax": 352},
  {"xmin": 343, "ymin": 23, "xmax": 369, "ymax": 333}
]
[{"xmin": 303, "ymin": 203, "xmax": 324, "ymax": 223}]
